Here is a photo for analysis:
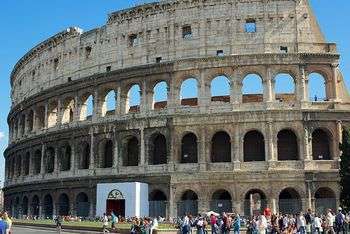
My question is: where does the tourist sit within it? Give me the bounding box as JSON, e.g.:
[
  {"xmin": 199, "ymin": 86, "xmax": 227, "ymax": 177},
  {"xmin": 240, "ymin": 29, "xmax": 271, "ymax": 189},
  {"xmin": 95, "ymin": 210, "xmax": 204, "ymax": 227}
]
[
  {"xmin": 150, "ymin": 217, "xmax": 159, "ymax": 234},
  {"xmin": 232, "ymin": 214, "xmax": 241, "ymax": 234},
  {"xmin": 335, "ymin": 207, "xmax": 345, "ymax": 234},
  {"xmin": 304, "ymin": 209, "xmax": 313, "ymax": 234},
  {"xmin": 314, "ymin": 214, "xmax": 322, "ymax": 234},
  {"xmin": 54, "ymin": 215, "xmax": 62, "ymax": 233},
  {"xmin": 0, "ymin": 218, "xmax": 7, "ymax": 234},
  {"xmin": 102, "ymin": 213, "xmax": 110, "ymax": 233},
  {"xmin": 210, "ymin": 214, "xmax": 218, "ymax": 234},
  {"xmin": 111, "ymin": 211, "xmax": 118, "ymax": 232},
  {"xmin": 195, "ymin": 216, "xmax": 205, "ymax": 234},
  {"xmin": 257, "ymin": 214, "xmax": 267, "ymax": 234},
  {"xmin": 270, "ymin": 214, "xmax": 279, "ymax": 234},
  {"xmin": 326, "ymin": 209, "xmax": 335, "ymax": 234},
  {"xmin": 297, "ymin": 212, "xmax": 306, "ymax": 234},
  {"xmin": 181, "ymin": 214, "xmax": 191, "ymax": 234},
  {"xmin": 2, "ymin": 213, "xmax": 11, "ymax": 234}
]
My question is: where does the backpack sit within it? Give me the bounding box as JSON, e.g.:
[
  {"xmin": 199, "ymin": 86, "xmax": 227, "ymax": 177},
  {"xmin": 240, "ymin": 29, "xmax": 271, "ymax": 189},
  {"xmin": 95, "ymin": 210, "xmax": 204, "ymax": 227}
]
[{"xmin": 335, "ymin": 213, "xmax": 344, "ymax": 226}]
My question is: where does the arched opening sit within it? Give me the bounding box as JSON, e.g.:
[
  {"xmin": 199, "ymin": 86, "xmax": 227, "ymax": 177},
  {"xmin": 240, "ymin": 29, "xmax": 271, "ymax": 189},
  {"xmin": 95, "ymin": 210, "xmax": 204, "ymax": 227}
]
[
  {"xmin": 149, "ymin": 190, "xmax": 167, "ymax": 218},
  {"xmin": 315, "ymin": 188, "xmax": 336, "ymax": 214},
  {"xmin": 210, "ymin": 190, "xmax": 232, "ymax": 213},
  {"xmin": 244, "ymin": 190, "xmax": 267, "ymax": 216},
  {"xmin": 312, "ymin": 129, "xmax": 331, "ymax": 160},
  {"xmin": 76, "ymin": 193, "xmax": 90, "ymax": 218},
  {"xmin": 127, "ymin": 84, "xmax": 141, "ymax": 113},
  {"xmin": 244, "ymin": 131, "xmax": 265, "ymax": 162},
  {"xmin": 48, "ymin": 101, "xmax": 58, "ymax": 128},
  {"xmin": 211, "ymin": 131, "xmax": 231, "ymax": 163},
  {"xmin": 211, "ymin": 75, "xmax": 230, "ymax": 103},
  {"xmin": 102, "ymin": 140, "xmax": 113, "ymax": 168},
  {"xmin": 79, "ymin": 142, "xmax": 90, "ymax": 169},
  {"xmin": 23, "ymin": 152, "xmax": 30, "ymax": 176},
  {"xmin": 181, "ymin": 133, "xmax": 198, "ymax": 163},
  {"xmin": 279, "ymin": 188, "xmax": 302, "ymax": 214},
  {"xmin": 80, "ymin": 94, "xmax": 94, "ymax": 121},
  {"xmin": 60, "ymin": 144, "xmax": 71, "ymax": 171},
  {"xmin": 180, "ymin": 78, "xmax": 198, "ymax": 106},
  {"xmin": 308, "ymin": 73, "xmax": 328, "ymax": 102},
  {"xmin": 149, "ymin": 134, "xmax": 167, "ymax": 165},
  {"xmin": 45, "ymin": 147, "xmax": 55, "ymax": 173},
  {"xmin": 27, "ymin": 110, "xmax": 34, "ymax": 132},
  {"xmin": 153, "ymin": 81, "xmax": 168, "ymax": 110},
  {"xmin": 277, "ymin": 129, "xmax": 299, "ymax": 161},
  {"xmin": 33, "ymin": 150, "xmax": 41, "ymax": 175},
  {"xmin": 31, "ymin": 195, "xmax": 40, "ymax": 217},
  {"xmin": 43, "ymin": 194, "xmax": 53, "ymax": 218},
  {"xmin": 22, "ymin": 196, "xmax": 29, "ymax": 216},
  {"xmin": 242, "ymin": 74, "xmax": 263, "ymax": 103},
  {"xmin": 35, "ymin": 106, "xmax": 45, "ymax": 130},
  {"xmin": 62, "ymin": 97, "xmax": 75, "ymax": 124},
  {"xmin": 178, "ymin": 190, "xmax": 198, "ymax": 216},
  {"xmin": 274, "ymin": 73, "xmax": 296, "ymax": 102},
  {"xmin": 102, "ymin": 90, "xmax": 116, "ymax": 117},
  {"xmin": 58, "ymin": 193, "xmax": 70, "ymax": 216},
  {"xmin": 124, "ymin": 137, "xmax": 139, "ymax": 166},
  {"xmin": 106, "ymin": 190, "xmax": 125, "ymax": 217}
]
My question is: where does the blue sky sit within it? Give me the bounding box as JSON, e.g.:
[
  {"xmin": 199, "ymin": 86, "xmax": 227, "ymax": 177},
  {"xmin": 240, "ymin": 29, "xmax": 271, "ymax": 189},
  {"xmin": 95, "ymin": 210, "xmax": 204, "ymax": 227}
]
[{"xmin": 0, "ymin": 0, "xmax": 349, "ymax": 186}]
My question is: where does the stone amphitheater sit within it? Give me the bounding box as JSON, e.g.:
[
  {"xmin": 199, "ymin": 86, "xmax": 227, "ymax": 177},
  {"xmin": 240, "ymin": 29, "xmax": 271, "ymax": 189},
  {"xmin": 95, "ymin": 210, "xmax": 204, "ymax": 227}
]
[{"xmin": 3, "ymin": 0, "xmax": 350, "ymax": 219}]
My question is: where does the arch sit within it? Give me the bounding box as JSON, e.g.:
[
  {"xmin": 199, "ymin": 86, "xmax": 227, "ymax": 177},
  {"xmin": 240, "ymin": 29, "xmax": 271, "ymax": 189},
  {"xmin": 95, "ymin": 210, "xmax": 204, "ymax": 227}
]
[
  {"xmin": 31, "ymin": 195, "xmax": 40, "ymax": 217},
  {"xmin": 149, "ymin": 133, "xmax": 167, "ymax": 165},
  {"xmin": 211, "ymin": 189, "xmax": 232, "ymax": 213},
  {"xmin": 315, "ymin": 187, "xmax": 336, "ymax": 214},
  {"xmin": 58, "ymin": 193, "xmax": 70, "ymax": 216},
  {"xmin": 127, "ymin": 84, "xmax": 141, "ymax": 113},
  {"xmin": 60, "ymin": 144, "xmax": 71, "ymax": 171},
  {"xmin": 35, "ymin": 106, "xmax": 45, "ymax": 130},
  {"xmin": 62, "ymin": 97, "xmax": 75, "ymax": 124},
  {"xmin": 78, "ymin": 142, "xmax": 90, "ymax": 169},
  {"xmin": 180, "ymin": 78, "xmax": 198, "ymax": 106},
  {"xmin": 80, "ymin": 94, "xmax": 94, "ymax": 121},
  {"xmin": 308, "ymin": 73, "xmax": 328, "ymax": 102},
  {"xmin": 102, "ymin": 89, "xmax": 116, "ymax": 117},
  {"xmin": 153, "ymin": 81, "xmax": 168, "ymax": 110},
  {"xmin": 33, "ymin": 149, "xmax": 41, "ymax": 175},
  {"xmin": 76, "ymin": 192, "xmax": 90, "ymax": 217},
  {"xmin": 244, "ymin": 189, "xmax": 267, "ymax": 216},
  {"xmin": 149, "ymin": 190, "xmax": 167, "ymax": 218},
  {"xmin": 312, "ymin": 129, "xmax": 331, "ymax": 160},
  {"xmin": 211, "ymin": 131, "xmax": 231, "ymax": 163},
  {"xmin": 45, "ymin": 147, "xmax": 55, "ymax": 173},
  {"xmin": 242, "ymin": 74, "xmax": 263, "ymax": 103},
  {"xmin": 48, "ymin": 101, "xmax": 58, "ymax": 128},
  {"xmin": 22, "ymin": 196, "xmax": 29, "ymax": 216},
  {"xmin": 279, "ymin": 188, "xmax": 302, "ymax": 214},
  {"xmin": 211, "ymin": 75, "xmax": 231, "ymax": 102},
  {"xmin": 181, "ymin": 133, "xmax": 198, "ymax": 163},
  {"xmin": 178, "ymin": 190, "xmax": 198, "ymax": 216},
  {"xmin": 244, "ymin": 131, "xmax": 265, "ymax": 162},
  {"xmin": 23, "ymin": 152, "xmax": 30, "ymax": 176},
  {"xmin": 27, "ymin": 109, "xmax": 34, "ymax": 132},
  {"xmin": 43, "ymin": 194, "xmax": 53, "ymax": 218},
  {"xmin": 274, "ymin": 73, "xmax": 296, "ymax": 102},
  {"xmin": 101, "ymin": 139, "xmax": 113, "ymax": 168},
  {"xmin": 277, "ymin": 129, "xmax": 299, "ymax": 161},
  {"xmin": 106, "ymin": 189, "xmax": 125, "ymax": 216},
  {"xmin": 124, "ymin": 137, "xmax": 139, "ymax": 166}
]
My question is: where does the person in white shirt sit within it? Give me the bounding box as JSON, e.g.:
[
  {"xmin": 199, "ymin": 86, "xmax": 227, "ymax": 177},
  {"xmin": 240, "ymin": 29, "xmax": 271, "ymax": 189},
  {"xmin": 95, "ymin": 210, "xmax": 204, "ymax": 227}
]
[
  {"xmin": 297, "ymin": 212, "xmax": 306, "ymax": 234},
  {"xmin": 314, "ymin": 214, "xmax": 322, "ymax": 234},
  {"xmin": 326, "ymin": 209, "xmax": 335, "ymax": 234},
  {"xmin": 257, "ymin": 214, "xmax": 267, "ymax": 234},
  {"xmin": 102, "ymin": 213, "xmax": 110, "ymax": 234},
  {"xmin": 150, "ymin": 217, "xmax": 159, "ymax": 234}
]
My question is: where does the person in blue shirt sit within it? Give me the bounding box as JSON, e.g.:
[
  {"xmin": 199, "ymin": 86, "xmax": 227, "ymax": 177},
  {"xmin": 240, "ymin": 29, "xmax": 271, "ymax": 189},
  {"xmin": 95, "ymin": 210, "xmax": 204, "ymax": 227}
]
[
  {"xmin": 233, "ymin": 214, "xmax": 241, "ymax": 234},
  {"xmin": 0, "ymin": 219, "xmax": 8, "ymax": 234}
]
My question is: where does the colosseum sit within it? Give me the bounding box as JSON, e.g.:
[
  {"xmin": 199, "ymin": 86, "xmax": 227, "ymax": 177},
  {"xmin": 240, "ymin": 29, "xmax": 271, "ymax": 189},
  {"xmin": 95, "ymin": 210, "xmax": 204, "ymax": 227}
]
[{"xmin": 3, "ymin": 0, "xmax": 350, "ymax": 219}]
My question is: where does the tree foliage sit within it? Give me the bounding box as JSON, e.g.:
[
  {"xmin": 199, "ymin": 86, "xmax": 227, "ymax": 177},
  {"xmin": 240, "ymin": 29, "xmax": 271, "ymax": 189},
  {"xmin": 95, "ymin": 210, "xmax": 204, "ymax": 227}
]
[{"xmin": 340, "ymin": 127, "xmax": 350, "ymax": 210}]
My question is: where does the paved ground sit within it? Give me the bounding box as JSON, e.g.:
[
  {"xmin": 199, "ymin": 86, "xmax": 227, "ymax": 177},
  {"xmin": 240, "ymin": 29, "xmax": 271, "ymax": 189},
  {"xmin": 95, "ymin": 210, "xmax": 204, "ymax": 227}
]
[{"xmin": 12, "ymin": 226, "xmax": 104, "ymax": 234}]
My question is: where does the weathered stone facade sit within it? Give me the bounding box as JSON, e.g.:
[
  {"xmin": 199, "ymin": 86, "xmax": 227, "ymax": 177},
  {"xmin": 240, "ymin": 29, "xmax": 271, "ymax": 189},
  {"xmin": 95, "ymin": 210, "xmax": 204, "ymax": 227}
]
[{"xmin": 3, "ymin": 0, "xmax": 350, "ymax": 218}]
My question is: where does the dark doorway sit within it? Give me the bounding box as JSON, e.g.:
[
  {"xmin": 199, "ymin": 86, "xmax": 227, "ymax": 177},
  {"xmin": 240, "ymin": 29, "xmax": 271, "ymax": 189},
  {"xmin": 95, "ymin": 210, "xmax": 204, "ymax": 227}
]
[{"xmin": 106, "ymin": 200, "xmax": 125, "ymax": 217}]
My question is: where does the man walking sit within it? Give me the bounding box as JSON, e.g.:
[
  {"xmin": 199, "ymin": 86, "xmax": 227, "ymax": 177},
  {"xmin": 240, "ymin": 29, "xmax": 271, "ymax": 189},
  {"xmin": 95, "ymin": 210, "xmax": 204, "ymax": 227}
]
[{"xmin": 335, "ymin": 207, "xmax": 345, "ymax": 234}]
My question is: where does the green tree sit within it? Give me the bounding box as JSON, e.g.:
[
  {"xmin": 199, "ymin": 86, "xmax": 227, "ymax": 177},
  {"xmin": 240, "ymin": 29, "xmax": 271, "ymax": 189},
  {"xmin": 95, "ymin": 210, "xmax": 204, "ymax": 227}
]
[{"xmin": 340, "ymin": 127, "xmax": 350, "ymax": 210}]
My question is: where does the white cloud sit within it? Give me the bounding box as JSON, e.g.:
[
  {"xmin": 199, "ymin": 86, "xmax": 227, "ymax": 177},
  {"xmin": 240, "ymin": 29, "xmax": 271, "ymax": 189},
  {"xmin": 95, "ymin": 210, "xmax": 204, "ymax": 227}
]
[{"xmin": 0, "ymin": 132, "xmax": 5, "ymax": 141}]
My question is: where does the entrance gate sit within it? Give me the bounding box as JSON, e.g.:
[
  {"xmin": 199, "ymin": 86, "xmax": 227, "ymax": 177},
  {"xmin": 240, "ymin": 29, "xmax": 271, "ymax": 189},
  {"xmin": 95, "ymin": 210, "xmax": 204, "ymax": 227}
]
[{"xmin": 106, "ymin": 189, "xmax": 125, "ymax": 217}]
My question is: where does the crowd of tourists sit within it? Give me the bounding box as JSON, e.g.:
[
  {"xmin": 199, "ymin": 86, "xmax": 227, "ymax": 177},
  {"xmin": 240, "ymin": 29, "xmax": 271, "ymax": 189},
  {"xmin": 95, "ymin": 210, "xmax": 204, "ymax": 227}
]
[
  {"xmin": 177, "ymin": 207, "xmax": 350, "ymax": 234},
  {"xmin": 0, "ymin": 212, "xmax": 12, "ymax": 234}
]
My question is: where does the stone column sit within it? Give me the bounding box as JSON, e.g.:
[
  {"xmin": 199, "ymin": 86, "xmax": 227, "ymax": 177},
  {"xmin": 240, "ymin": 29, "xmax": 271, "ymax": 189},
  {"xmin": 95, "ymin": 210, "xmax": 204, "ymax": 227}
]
[
  {"xmin": 331, "ymin": 64, "xmax": 339, "ymax": 101},
  {"xmin": 199, "ymin": 69, "xmax": 210, "ymax": 110},
  {"xmin": 267, "ymin": 121, "xmax": 276, "ymax": 162},
  {"xmin": 54, "ymin": 147, "xmax": 59, "ymax": 173},
  {"xmin": 264, "ymin": 67, "xmax": 274, "ymax": 102},
  {"xmin": 233, "ymin": 80, "xmax": 243, "ymax": 104},
  {"xmin": 271, "ymin": 198, "xmax": 277, "ymax": 214},
  {"xmin": 303, "ymin": 127, "xmax": 312, "ymax": 161},
  {"xmin": 89, "ymin": 128, "xmax": 95, "ymax": 169},
  {"xmin": 306, "ymin": 181, "xmax": 313, "ymax": 211},
  {"xmin": 40, "ymin": 144, "xmax": 46, "ymax": 175},
  {"xmin": 44, "ymin": 103, "xmax": 48, "ymax": 129},
  {"xmin": 116, "ymin": 86, "xmax": 121, "ymax": 116},
  {"xmin": 32, "ymin": 109, "xmax": 37, "ymax": 133},
  {"xmin": 169, "ymin": 185, "xmax": 176, "ymax": 219},
  {"xmin": 334, "ymin": 120, "xmax": 342, "ymax": 162},
  {"xmin": 70, "ymin": 140, "xmax": 76, "ymax": 174},
  {"xmin": 113, "ymin": 133, "xmax": 119, "ymax": 169},
  {"xmin": 140, "ymin": 128, "xmax": 145, "ymax": 166},
  {"xmin": 56, "ymin": 99, "xmax": 63, "ymax": 126},
  {"xmin": 73, "ymin": 95, "xmax": 79, "ymax": 122},
  {"xmin": 299, "ymin": 65, "xmax": 308, "ymax": 102},
  {"xmin": 199, "ymin": 128, "xmax": 207, "ymax": 170},
  {"xmin": 92, "ymin": 89, "xmax": 100, "ymax": 121},
  {"xmin": 233, "ymin": 128, "xmax": 241, "ymax": 169}
]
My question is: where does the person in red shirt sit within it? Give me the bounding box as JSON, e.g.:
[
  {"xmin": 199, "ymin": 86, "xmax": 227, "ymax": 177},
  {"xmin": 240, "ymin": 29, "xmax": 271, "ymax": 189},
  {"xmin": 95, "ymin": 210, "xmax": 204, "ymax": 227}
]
[{"xmin": 210, "ymin": 214, "xmax": 218, "ymax": 234}]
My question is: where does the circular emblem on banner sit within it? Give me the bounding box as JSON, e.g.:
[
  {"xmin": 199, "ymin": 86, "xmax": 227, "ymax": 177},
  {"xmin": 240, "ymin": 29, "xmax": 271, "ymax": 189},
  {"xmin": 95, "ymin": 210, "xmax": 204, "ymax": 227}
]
[{"xmin": 107, "ymin": 189, "xmax": 124, "ymax": 200}]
